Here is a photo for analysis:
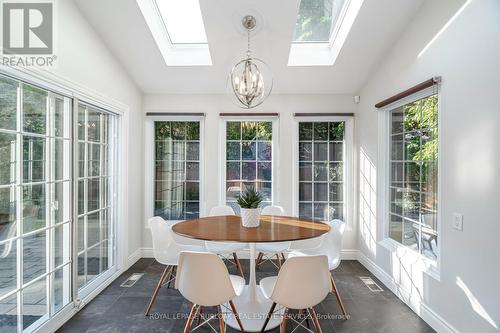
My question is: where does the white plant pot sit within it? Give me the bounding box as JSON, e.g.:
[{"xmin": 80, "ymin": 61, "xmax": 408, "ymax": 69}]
[{"xmin": 240, "ymin": 208, "xmax": 261, "ymax": 228}]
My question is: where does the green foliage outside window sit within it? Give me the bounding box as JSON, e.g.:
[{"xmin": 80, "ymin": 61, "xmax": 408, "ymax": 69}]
[
  {"xmin": 402, "ymin": 95, "xmax": 438, "ymax": 185},
  {"xmin": 294, "ymin": 0, "xmax": 347, "ymax": 42}
]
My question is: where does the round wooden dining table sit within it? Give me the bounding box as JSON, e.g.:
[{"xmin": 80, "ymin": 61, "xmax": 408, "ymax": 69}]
[{"xmin": 172, "ymin": 215, "xmax": 330, "ymax": 332}]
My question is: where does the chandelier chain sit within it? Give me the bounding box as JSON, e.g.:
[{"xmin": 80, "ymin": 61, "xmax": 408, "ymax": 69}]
[{"xmin": 247, "ymin": 28, "xmax": 251, "ymax": 58}]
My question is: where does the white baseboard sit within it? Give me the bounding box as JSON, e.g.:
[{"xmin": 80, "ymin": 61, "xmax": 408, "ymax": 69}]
[
  {"xmin": 140, "ymin": 247, "xmax": 154, "ymax": 258},
  {"xmin": 420, "ymin": 302, "xmax": 459, "ymax": 333},
  {"xmin": 339, "ymin": 248, "xmax": 358, "ymax": 260},
  {"xmin": 357, "ymin": 251, "xmax": 458, "ymax": 333},
  {"xmin": 127, "ymin": 248, "xmax": 142, "ymax": 267}
]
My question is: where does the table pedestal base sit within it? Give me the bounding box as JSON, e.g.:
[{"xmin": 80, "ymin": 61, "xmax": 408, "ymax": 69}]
[{"xmin": 224, "ymin": 286, "xmax": 284, "ymax": 332}]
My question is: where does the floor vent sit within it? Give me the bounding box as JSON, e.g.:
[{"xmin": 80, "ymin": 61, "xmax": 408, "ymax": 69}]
[
  {"xmin": 120, "ymin": 273, "xmax": 144, "ymax": 288},
  {"xmin": 359, "ymin": 276, "xmax": 384, "ymax": 292}
]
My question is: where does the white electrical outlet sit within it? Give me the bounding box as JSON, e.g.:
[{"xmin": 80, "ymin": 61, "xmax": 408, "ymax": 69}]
[{"xmin": 453, "ymin": 213, "xmax": 463, "ymax": 231}]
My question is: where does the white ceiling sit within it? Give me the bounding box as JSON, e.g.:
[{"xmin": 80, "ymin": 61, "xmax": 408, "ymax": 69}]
[{"xmin": 75, "ymin": 0, "xmax": 424, "ymax": 94}]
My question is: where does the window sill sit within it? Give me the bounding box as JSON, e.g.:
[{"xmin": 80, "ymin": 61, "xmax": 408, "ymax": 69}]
[{"xmin": 378, "ymin": 238, "xmax": 440, "ymax": 282}]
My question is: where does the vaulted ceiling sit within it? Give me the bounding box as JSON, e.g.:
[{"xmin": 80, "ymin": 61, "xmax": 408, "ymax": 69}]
[{"xmin": 75, "ymin": 0, "xmax": 424, "ymax": 94}]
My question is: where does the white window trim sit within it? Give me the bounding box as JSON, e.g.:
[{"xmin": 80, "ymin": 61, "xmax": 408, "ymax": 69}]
[
  {"xmin": 291, "ymin": 116, "xmax": 354, "ymax": 229},
  {"xmin": 144, "ymin": 115, "xmax": 205, "ymax": 227},
  {"xmin": 288, "ymin": 0, "xmax": 364, "ymax": 66},
  {"xmin": 135, "ymin": 0, "xmax": 212, "ymax": 66},
  {"xmin": 219, "ymin": 117, "xmax": 280, "ymax": 209},
  {"xmin": 377, "ymin": 85, "xmax": 442, "ymax": 281},
  {"xmin": 0, "ymin": 66, "xmax": 127, "ymax": 333}
]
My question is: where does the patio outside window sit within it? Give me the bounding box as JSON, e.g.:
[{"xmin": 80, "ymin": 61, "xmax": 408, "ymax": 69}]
[
  {"xmin": 388, "ymin": 94, "xmax": 439, "ymax": 260},
  {"xmin": 0, "ymin": 74, "xmax": 119, "ymax": 332}
]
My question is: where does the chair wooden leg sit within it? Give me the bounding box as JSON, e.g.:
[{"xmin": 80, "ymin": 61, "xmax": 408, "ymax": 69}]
[
  {"xmin": 299, "ymin": 309, "xmax": 310, "ymax": 328},
  {"xmin": 217, "ymin": 305, "xmax": 225, "ymax": 333},
  {"xmin": 229, "ymin": 300, "xmax": 245, "ymax": 332},
  {"xmin": 261, "ymin": 302, "xmax": 276, "ymax": 333},
  {"xmin": 167, "ymin": 266, "xmax": 176, "ymax": 289},
  {"xmin": 233, "ymin": 253, "xmax": 245, "ymax": 278},
  {"xmin": 145, "ymin": 265, "xmax": 170, "ymax": 316},
  {"xmin": 276, "ymin": 254, "xmax": 282, "ymax": 268},
  {"xmin": 280, "ymin": 308, "xmax": 288, "ymax": 333},
  {"xmin": 196, "ymin": 306, "xmax": 203, "ymax": 326},
  {"xmin": 256, "ymin": 252, "xmax": 264, "ymax": 268},
  {"xmin": 308, "ymin": 307, "xmax": 323, "ymax": 333},
  {"xmin": 184, "ymin": 304, "xmax": 197, "ymax": 333},
  {"xmin": 330, "ymin": 274, "xmax": 348, "ymax": 320},
  {"xmin": 164, "ymin": 265, "xmax": 173, "ymax": 289}
]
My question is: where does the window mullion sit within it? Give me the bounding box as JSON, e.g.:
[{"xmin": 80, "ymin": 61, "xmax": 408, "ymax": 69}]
[{"xmin": 16, "ymin": 80, "xmax": 23, "ymax": 333}]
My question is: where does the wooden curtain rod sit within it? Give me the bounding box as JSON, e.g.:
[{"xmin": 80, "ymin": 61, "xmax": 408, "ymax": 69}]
[
  {"xmin": 219, "ymin": 113, "xmax": 279, "ymax": 117},
  {"xmin": 294, "ymin": 113, "xmax": 354, "ymax": 117},
  {"xmin": 146, "ymin": 112, "xmax": 205, "ymax": 117},
  {"xmin": 374, "ymin": 76, "xmax": 441, "ymax": 108}
]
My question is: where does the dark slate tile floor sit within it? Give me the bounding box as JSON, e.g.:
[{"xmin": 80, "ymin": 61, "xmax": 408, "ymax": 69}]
[{"xmin": 58, "ymin": 259, "xmax": 435, "ymax": 333}]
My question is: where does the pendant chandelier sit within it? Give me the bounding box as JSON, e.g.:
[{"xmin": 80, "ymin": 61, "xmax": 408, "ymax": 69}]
[{"xmin": 229, "ymin": 15, "xmax": 273, "ymax": 109}]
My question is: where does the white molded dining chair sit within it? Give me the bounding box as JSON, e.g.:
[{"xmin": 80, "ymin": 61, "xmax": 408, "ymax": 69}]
[
  {"xmin": 172, "ymin": 222, "xmax": 205, "ymax": 248},
  {"xmin": 289, "ymin": 234, "xmax": 325, "ymax": 253},
  {"xmin": 255, "ymin": 205, "xmax": 291, "ymax": 270},
  {"xmin": 288, "ymin": 219, "xmax": 348, "ymax": 319},
  {"xmin": 205, "ymin": 206, "xmax": 247, "ymax": 278},
  {"xmin": 259, "ymin": 255, "xmax": 332, "ymax": 332},
  {"xmin": 175, "ymin": 251, "xmax": 245, "ymax": 332},
  {"xmin": 145, "ymin": 216, "xmax": 205, "ymax": 316}
]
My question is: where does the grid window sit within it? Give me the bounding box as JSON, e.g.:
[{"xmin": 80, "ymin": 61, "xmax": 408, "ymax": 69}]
[
  {"xmin": 0, "ymin": 76, "xmax": 72, "ymax": 332},
  {"xmin": 225, "ymin": 121, "xmax": 273, "ymax": 213},
  {"xmin": 389, "ymin": 94, "xmax": 438, "ymax": 260},
  {"xmin": 77, "ymin": 104, "xmax": 117, "ymax": 289},
  {"xmin": 298, "ymin": 121, "xmax": 345, "ymax": 221},
  {"xmin": 154, "ymin": 121, "xmax": 200, "ymax": 220}
]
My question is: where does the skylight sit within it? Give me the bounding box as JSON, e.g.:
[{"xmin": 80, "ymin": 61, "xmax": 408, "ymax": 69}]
[
  {"xmin": 155, "ymin": 0, "xmax": 208, "ymax": 44},
  {"xmin": 136, "ymin": 0, "xmax": 212, "ymax": 66},
  {"xmin": 288, "ymin": 0, "xmax": 364, "ymax": 66},
  {"xmin": 293, "ymin": 0, "xmax": 348, "ymax": 43}
]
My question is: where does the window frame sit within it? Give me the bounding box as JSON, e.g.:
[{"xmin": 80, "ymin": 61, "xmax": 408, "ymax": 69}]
[
  {"xmin": 288, "ymin": 0, "xmax": 364, "ymax": 66},
  {"xmin": 378, "ymin": 86, "xmax": 442, "ymax": 278},
  {"xmin": 0, "ymin": 69, "xmax": 124, "ymax": 333},
  {"xmin": 219, "ymin": 117, "xmax": 279, "ymax": 210},
  {"xmin": 292, "ymin": 116, "xmax": 353, "ymax": 225},
  {"xmin": 75, "ymin": 102, "xmax": 119, "ymax": 298},
  {"xmin": 292, "ymin": 0, "xmax": 350, "ymax": 45},
  {"xmin": 144, "ymin": 115, "xmax": 205, "ymax": 226},
  {"xmin": 136, "ymin": 0, "xmax": 212, "ymax": 66}
]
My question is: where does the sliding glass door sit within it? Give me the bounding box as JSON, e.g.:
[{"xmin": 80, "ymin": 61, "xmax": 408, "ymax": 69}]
[
  {"xmin": 76, "ymin": 103, "xmax": 118, "ymax": 293},
  {"xmin": 0, "ymin": 74, "xmax": 119, "ymax": 332},
  {"xmin": 0, "ymin": 77, "xmax": 72, "ymax": 332}
]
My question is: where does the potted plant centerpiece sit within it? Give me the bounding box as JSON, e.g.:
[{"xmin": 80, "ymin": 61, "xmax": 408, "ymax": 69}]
[{"xmin": 237, "ymin": 188, "xmax": 263, "ymax": 228}]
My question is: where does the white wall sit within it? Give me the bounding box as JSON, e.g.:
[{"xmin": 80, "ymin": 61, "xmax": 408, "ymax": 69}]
[
  {"xmin": 356, "ymin": 0, "xmax": 500, "ymax": 332},
  {"xmin": 49, "ymin": 0, "xmax": 500, "ymax": 331},
  {"xmin": 51, "ymin": 0, "xmax": 144, "ymax": 264},
  {"xmin": 142, "ymin": 94, "xmax": 358, "ymax": 253}
]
